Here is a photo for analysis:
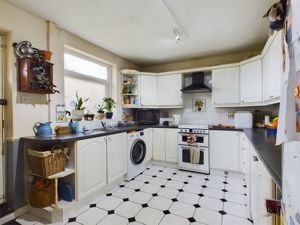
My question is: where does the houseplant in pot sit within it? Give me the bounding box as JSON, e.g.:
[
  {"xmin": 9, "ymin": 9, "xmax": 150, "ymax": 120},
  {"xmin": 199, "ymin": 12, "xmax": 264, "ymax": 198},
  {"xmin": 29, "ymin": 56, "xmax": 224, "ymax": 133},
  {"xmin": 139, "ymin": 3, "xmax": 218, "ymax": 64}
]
[
  {"xmin": 102, "ymin": 97, "xmax": 116, "ymax": 119},
  {"xmin": 96, "ymin": 104, "xmax": 105, "ymax": 120},
  {"xmin": 71, "ymin": 93, "xmax": 89, "ymax": 121}
]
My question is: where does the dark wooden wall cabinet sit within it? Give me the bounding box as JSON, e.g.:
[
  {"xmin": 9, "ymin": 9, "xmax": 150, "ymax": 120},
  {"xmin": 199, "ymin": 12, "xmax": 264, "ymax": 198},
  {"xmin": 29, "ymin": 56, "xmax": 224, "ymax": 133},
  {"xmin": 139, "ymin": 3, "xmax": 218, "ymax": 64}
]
[{"xmin": 18, "ymin": 58, "xmax": 54, "ymax": 94}]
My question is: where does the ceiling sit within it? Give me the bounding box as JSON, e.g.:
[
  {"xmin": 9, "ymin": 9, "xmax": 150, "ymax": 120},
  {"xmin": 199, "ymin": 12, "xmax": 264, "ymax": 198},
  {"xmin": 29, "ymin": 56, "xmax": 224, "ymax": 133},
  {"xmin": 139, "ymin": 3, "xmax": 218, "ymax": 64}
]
[{"xmin": 7, "ymin": 0, "xmax": 275, "ymax": 66}]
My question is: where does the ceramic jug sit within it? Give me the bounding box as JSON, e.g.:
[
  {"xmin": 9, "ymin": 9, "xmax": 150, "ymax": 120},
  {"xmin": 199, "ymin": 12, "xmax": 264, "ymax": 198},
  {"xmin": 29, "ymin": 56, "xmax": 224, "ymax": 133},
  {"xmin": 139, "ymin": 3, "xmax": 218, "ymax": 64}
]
[{"xmin": 33, "ymin": 122, "xmax": 53, "ymax": 137}]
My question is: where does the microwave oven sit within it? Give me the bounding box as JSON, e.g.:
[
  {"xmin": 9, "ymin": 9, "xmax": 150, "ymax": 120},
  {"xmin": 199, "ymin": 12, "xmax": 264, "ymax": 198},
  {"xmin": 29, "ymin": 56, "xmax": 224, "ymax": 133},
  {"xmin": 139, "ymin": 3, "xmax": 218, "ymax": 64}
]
[{"xmin": 136, "ymin": 109, "xmax": 159, "ymax": 125}]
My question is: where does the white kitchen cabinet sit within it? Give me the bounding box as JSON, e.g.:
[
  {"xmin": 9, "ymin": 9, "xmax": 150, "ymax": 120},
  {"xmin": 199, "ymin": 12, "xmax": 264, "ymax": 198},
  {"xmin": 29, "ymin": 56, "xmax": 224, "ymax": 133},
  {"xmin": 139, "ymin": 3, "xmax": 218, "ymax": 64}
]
[
  {"xmin": 140, "ymin": 75, "xmax": 158, "ymax": 106},
  {"xmin": 212, "ymin": 67, "xmax": 240, "ymax": 105},
  {"xmin": 158, "ymin": 74, "xmax": 183, "ymax": 106},
  {"xmin": 165, "ymin": 128, "xmax": 178, "ymax": 163},
  {"xmin": 240, "ymin": 59, "xmax": 263, "ymax": 103},
  {"xmin": 77, "ymin": 137, "xmax": 107, "ymax": 200},
  {"xmin": 144, "ymin": 128, "xmax": 153, "ymax": 163},
  {"xmin": 263, "ymin": 32, "xmax": 282, "ymax": 102},
  {"xmin": 152, "ymin": 128, "xmax": 166, "ymax": 161},
  {"xmin": 209, "ymin": 130, "xmax": 240, "ymax": 171},
  {"xmin": 107, "ymin": 133, "xmax": 127, "ymax": 183}
]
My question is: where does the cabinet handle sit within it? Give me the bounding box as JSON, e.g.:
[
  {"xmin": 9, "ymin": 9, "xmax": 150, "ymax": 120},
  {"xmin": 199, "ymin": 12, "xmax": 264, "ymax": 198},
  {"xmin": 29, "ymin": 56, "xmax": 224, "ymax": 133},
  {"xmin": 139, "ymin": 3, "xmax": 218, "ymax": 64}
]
[
  {"xmin": 268, "ymin": 95, "xmax": 274, "ymax": 99},
  {"xmin": 108, "ymin": 137, "xmax": 111, "ymax": 141},
  {"xmin": 252, "ymin": 155, "xmax": 259, "ymax": 162}
]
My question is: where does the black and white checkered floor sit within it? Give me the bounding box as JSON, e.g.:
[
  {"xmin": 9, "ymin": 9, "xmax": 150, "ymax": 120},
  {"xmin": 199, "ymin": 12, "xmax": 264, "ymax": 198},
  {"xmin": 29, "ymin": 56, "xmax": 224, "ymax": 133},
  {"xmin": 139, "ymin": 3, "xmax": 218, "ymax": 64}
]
[{"xmin": 15, "ymin": 165, "xmax": 252, "ymax": 225}]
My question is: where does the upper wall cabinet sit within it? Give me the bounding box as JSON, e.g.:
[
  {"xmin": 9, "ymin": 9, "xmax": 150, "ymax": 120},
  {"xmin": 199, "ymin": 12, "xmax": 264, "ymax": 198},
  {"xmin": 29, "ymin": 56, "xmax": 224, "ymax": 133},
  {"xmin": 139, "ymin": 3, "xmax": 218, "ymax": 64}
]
[
  {"xmin": 158, "ymin": 74, "xmax": 183, "ymax": 106},
  {"xmin": 263, "ymin": 32, "xmax": 282, "ymax": 102},
  {"xmin": 212, "ymin": 67, "xmax": 240, "ymax": 105},
  {"xmin": 240, "ymin": 59, "xmax": 263, "ymax": 104},
  {"xmin": 140, "ymin": 75, "xmax": 158, "ymax": 106}
]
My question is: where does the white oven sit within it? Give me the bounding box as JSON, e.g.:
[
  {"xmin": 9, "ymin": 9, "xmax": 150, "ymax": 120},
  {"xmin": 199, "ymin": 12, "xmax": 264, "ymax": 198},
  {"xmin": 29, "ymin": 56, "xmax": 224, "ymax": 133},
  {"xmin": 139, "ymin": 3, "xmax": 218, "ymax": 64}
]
[{"xmin": 177, "ymin": 125, "xmax": 210, "ymax": 174}]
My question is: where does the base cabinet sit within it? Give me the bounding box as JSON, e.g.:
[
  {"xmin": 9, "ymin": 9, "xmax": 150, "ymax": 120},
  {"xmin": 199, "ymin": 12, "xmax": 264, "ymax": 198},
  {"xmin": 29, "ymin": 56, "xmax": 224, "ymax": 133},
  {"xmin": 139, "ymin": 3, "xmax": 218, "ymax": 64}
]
[
  {"xmin": 144, "ymin": 128, "xmax": 153, "ymax": 163},
  {"xmin": 165, "ymin": 128, "xmax": 178, "ymax": 162},
  {"xmin": 77, "ymin": 137, "xmax": 107, "ymax": 200},
  {"xmin": 152, "ymin": 128, "xmax": 166, "ymax": 161},
  {"xmin": 107, "ymin": 133, "xmax": 127, "ymax": 183}
]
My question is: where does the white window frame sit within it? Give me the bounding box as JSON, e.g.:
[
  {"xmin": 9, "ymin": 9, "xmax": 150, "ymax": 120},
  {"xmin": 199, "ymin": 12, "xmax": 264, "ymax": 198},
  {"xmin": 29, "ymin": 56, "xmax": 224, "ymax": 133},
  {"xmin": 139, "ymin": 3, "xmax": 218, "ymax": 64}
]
[{"xmin": 64, "ymin": 46, "xmax": 112, "ymax": 98}]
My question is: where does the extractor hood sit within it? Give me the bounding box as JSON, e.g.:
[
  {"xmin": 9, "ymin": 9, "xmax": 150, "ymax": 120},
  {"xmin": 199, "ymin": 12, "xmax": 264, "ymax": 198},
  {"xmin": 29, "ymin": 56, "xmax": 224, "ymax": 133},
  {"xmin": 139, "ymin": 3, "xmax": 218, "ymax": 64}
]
[{"xmin": 181, "ymin": 72, "xmax": 211, "ymax": 93}]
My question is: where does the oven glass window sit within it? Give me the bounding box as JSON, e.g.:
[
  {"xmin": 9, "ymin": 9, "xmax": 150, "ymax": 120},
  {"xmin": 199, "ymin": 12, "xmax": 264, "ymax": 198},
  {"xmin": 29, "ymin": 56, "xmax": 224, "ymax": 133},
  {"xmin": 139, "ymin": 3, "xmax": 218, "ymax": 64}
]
[
  {"xmin": 131, "ymin": 140, "xmax": 146, "ymax": 165},
  {"xmin": 181, "ymin": 148, "xmax": 204, "ymax": 165},
  {"xmin": 182, "ymin": 135, "xmax": 204, "ymax": 143}
]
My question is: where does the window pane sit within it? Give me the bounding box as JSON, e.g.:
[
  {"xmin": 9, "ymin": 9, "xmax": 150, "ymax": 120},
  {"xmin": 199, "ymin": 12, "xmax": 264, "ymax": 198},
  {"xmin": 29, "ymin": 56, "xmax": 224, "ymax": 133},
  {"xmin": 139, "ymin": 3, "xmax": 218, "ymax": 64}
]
[
  {"xmin": 64, "ymin": 53, "xmax": 108, "ymax": 80},
  {"xmin": 64, "ymin": 75, "xmax": 106, "ymax": 114}
]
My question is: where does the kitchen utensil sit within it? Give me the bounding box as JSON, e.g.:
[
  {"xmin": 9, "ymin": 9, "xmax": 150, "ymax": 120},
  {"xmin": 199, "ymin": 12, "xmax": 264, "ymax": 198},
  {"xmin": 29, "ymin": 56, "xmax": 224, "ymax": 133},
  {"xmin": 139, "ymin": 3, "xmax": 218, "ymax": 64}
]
[
  {"xmin": 33, "ymin": 122, "xmax": 52, "ymax": 137},
  {"xmin": 13, "ymin": 41, "xmax": 37, "ymax": 59}
]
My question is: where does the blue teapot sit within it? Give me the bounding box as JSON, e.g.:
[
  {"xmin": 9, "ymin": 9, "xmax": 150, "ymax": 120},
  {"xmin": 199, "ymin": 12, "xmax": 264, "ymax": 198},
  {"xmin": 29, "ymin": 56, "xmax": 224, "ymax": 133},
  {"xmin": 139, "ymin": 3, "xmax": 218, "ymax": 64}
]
[{"xmin": 33, "ymin": 122, "xmax": 53, "ymax": 137}]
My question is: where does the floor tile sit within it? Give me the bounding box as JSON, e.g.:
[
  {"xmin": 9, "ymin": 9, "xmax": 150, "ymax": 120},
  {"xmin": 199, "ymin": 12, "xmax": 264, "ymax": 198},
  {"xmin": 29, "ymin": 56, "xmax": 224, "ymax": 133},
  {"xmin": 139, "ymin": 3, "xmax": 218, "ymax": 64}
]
[
  {"xmin": 135, "ymin": 207, "xmax": 164, "ymax": 225},
  {"xmin": 97, "ymin": 214, "xmax": 128, "ymax": 225},
  {"xmin": 148, "ymin": 196, "xmax": 172, "ymax": 211},
  {"xmin": 97, "ymin": 196, "xmax": 123, "ymax": 211},
  {"xmin": 226, "ymin": 178, "xmax": 245, "ymax": 186},
  {"xmin": 135, "ymin": 174, "xmax": 153, "ymax": 182},
  {"xmin": 163, "ymin": 167, "xmax": 178, "ymax": 173},
  {"xmin": 140, "ymin": 183, "xmax": 161, "ymax": 194},
  {"xmin": 222, "ymin": 214, "xmax": 253, "ymax": 225},
  {"xmin": 165, "ymin": 180, "xmax": 184, "ymax": 189},
  {"xmin": 77, "ymin": 208, "xmax": 107, "ymax": 225},
  {"xmin": 206, "ymin": 180, "xmax": 225, "ymax": 190},
  {"xmin": 157, "ymin": 188, "xmax": 179, "ymax": 199},
  {"xmin": 124, "ymin": 180, "xmax": 145, "ymax": 189},
  {"xmin": 15, "ymin": 214, "xmax": 40, "ymax": 225},
  {"xmin": 194, "ymin": 207, "xmax": 222, "ymax": 225},
  {"xmin": 199, "ymin": 196, "xmax": 223, "ymax": 211},
  {"xmin": 176, "ymin": 170, "xmax": 192, "ymax": 176},
  {"xmin": 190, "ymin": 222, "xmax": 206, "ymax": 225},
  {"xmin": 143, "ymin": 169, "xmax": 159, "ymax": 176},
  {"xmin": 182, "ymin": 183, "xmax": 203, "ymax": 194},
  {"xmin": 112, "ymin": 187, "xmax": 135, "ymax": 199},
  {"xmin": 177, "ymin": 192, "xmax": 200, "ymax": 204},
  {"xmin": 115, "ymin": 201, "xmax": 142, "ymax": 218},
  {"xmin": 172, "ymin": 174, "xmax": 189, "ymax": 182},
  {"xmin": 224, "ymin": 192, "xmax": 247, "ymax": 205},
  {"xmin": 169, "ymin": 201, "xmax": 195, "ymax": 218},
  {"xmin": 160, "ymin": 214, "xmax": 190, "ymax": 225},
  {"xmin": 188, "ymin": 177, "xmax": 205, "ymax": 186},
  {"xmin": 202, "ymin": 187, "xmax": 224, "ymax": 199},
  {"xmin": 128, "ymin": 222, "xmax": 143, "ymax": 225},
  {"xmin": 226, "ymin": 184, "xmax": 247, "ymax": 194},
  {"xmin": 129, "ymin": 191, "xmax": 153, "ymax": 204},
  {"xmin": 157, "ymin": 172, "xmax": 173, "ymax": 179},
  {"xmin": 224, "ymin": 201, "xmax": 248, "ymax": 218},
  {"xmin": 208, "ymin": 174, "xmax": 226, "ymax": 182},
  {"xmin": 149, "ymin": 177, "xmax": 168, "ymax": 185}
]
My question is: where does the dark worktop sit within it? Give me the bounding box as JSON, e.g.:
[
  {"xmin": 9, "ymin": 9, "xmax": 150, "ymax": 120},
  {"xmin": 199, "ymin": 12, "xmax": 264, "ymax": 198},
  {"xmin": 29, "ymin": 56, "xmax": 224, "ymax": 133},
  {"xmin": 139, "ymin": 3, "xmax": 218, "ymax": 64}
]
[{"xmin": 209, "ymin": 126, "xmax": 243, "ymax": 131}]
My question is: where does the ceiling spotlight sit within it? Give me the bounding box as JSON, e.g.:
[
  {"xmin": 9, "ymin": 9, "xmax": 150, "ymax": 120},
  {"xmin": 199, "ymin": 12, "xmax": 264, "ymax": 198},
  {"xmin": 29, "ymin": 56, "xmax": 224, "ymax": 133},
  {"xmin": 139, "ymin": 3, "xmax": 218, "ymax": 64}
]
[{"xmin": 173, "ymin": 28, "xmax": 181, "ymax": 44}]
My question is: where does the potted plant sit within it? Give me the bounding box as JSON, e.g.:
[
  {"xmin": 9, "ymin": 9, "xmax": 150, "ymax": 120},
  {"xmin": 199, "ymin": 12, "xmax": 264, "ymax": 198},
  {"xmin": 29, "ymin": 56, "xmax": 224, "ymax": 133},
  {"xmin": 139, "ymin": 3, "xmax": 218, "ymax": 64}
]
[
  {"xmin": 102, "ymin": 97, "xmax": 116, "ymax": 119},
  {"xmin": 96, "ymin": 104, "xmax": 105, "ymax": 120},
  {"xmin": 70, "ymin": 93, "xmax": 89, "ymax": 121}
]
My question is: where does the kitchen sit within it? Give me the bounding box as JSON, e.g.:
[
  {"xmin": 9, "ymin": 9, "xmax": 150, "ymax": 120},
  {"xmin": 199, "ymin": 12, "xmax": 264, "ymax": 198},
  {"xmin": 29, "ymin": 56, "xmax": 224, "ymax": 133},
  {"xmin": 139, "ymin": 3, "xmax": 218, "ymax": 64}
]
[{"xmin": 0, "ymin": 0, "xmax": 299, "ymax": 225}]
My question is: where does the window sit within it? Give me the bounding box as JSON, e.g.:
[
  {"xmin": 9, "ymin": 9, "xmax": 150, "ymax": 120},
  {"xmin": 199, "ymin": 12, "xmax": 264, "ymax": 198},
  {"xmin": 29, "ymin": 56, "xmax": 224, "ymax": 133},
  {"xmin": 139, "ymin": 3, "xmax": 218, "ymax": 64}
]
[{"xmin": 64, "ymin": 48, "xmax": 110, "ymax": 114}]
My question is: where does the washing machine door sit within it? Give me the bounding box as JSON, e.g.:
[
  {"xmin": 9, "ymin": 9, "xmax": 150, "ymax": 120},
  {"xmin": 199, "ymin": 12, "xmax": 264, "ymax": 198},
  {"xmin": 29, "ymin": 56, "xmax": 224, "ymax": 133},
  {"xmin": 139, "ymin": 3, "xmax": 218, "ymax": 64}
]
[{"xmin": 130, "ymin": 139, "xmax": 146, "ymax": 165}]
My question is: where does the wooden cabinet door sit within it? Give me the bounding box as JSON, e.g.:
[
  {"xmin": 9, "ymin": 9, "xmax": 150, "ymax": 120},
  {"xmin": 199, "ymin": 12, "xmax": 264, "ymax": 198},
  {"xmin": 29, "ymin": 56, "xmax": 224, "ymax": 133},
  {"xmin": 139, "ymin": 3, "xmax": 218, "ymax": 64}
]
[
  {"xmin": 152, "ymin": 128, "xmax": 166, "ymax": 161},
  {"xmin": 240, "ymin": 59, "xmax": 263, "ymax": 103},
  {"xmin": 107, "ymin": 133, "xmax": 127, "ymax": 183},
  {"xmin": 165, "ymin": 129, "xmax": 178, "ymax": 163},
  {"xmin": 144, "ymin": 128, "xmax": 153, "ymax": 163},
  {"xmin": 140, "ymin": 75, "xmax": 158, "ymax": 106},
  {"xmin": 77, "ymin": 137, "xmax": 107, "ymax": 200},
  {"xmin": 209, "ymin": 130, "xmax": 240, "ymax": 171},
  {"xmin": 158, "ymin": 74, "xmax": 183, "ymax": 106},
  {"xmin": 212, "ymin": 67, "xmax": 240, "ymax": 104}
]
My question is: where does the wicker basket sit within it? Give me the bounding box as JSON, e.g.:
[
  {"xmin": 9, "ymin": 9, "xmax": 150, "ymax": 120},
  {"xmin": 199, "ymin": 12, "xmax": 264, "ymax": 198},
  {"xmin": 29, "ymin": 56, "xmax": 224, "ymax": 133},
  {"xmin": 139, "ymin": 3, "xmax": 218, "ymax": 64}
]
[
  {"xmin": 30, "ymin": 179, "xmax": 55, "ymax": 208},
  {"xmin": 27, "ymin": 145, "xmax": 69, "ymax": 177}
]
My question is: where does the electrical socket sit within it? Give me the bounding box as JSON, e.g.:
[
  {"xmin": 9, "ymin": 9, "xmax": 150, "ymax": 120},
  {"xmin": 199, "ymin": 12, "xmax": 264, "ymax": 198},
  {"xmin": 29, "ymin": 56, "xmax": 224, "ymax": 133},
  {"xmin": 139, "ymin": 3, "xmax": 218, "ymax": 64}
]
[
  {"xmin": 21, "ymin": 95, "xmax": 30, "ymax": 104},
  {"xmin": 228, "ymin": 112, "xmax": 235, "ymax": 119}
]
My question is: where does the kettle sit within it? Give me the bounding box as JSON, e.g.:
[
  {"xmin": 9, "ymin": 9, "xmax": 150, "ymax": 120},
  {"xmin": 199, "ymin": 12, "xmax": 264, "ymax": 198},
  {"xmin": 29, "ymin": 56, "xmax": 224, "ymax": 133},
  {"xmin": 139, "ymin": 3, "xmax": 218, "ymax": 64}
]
[
  {"xmin": 33, "ymin": 122, "xmax": 53, "ymax": 137},
  {"xmin": 173, "ymin": 114, "xmax": 181, "ymax": 126}
]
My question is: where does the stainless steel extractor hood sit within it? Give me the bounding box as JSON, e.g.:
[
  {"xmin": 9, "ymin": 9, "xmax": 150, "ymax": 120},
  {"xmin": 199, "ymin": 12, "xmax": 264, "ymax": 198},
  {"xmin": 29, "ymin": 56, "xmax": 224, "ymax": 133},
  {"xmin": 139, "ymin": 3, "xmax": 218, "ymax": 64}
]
[{"xmin": 181, "ymin": 72, "xmax": 211, "ymax": 93}]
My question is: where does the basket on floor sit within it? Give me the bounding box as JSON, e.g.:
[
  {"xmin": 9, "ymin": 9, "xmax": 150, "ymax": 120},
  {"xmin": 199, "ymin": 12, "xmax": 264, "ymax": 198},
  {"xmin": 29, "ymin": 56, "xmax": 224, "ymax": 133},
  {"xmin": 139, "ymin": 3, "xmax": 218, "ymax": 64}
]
[
  {"xmin": 30, "ymin": 179, "xmax": 55, "ymax": 208},
  {"xmin": 27, "ymin": 145, "xmax": 69, "ymax": 177}
]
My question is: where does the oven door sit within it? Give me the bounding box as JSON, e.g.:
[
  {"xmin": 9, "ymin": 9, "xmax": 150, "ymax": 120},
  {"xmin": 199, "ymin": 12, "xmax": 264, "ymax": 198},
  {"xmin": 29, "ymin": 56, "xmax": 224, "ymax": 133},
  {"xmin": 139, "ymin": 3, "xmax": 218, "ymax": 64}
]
[
  {"xmin": 178, "ymin": 132, "xmax": 208, "ymax": 147},
  {"xmin": 178, "ymin": 144, "xmax": 209, "ymax": 174}
]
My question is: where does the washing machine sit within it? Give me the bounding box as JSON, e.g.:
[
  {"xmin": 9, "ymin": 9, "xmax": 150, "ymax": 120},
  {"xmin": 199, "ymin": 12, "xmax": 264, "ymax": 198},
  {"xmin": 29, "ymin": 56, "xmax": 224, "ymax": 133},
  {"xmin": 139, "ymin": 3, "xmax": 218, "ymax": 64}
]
[{"xmin": 125, "ymin": 130, "xmax": 146, "ymax": 181}]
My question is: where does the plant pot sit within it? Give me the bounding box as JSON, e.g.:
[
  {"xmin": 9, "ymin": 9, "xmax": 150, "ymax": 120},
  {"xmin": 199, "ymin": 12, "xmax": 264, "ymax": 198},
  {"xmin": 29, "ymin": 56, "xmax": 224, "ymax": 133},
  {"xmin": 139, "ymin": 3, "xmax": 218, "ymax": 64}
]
[
  {"xmin": 105, "ymin": 112, "xmax": 113, "ymax": 119},
  {"xmin": 84, "ymin": 114, "xmax": 95, "ymax": 121},
  {"xmin": 71, "ymin": 109, "xmax": 84, "ymax": 121},
  {"xmin": 96, "ymin": 112, "xmax": 105, "ymax": 120},
  {"xmin": 39, "ymin": 50, "xmax": 52, "ymax": 61}
]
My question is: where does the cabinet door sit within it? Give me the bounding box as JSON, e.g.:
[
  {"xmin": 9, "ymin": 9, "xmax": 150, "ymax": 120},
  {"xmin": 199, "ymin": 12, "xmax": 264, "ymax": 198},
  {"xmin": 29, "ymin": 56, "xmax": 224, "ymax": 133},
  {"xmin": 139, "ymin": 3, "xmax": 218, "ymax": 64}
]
[
  {"xmin": 107, "ymin": 133, "xmax": 127, "ymax": 183},
  {"xmin": 152, "ymin": 128, "xmax": 166, "ymax": 161},
  {"xmin": 165, "ymin": 129, "xmax": 178, "ymax": 163},
  {"xmin": 212, "ymin": 67, "xmax": 240, "ymax": 104},
  {"xmin": 140, "ymin": 75, "xmax": 158, "ymax": 106},
  {"xmin": 209, "ymin": 130, "xmax": 240, "ymax": 171},
  {"xmin": 240, "ymin": 59, "xmax": 263, "ymax": 103},
  {"xmin": 144, "ymin": 128, "xmax": 153, "ymax": 163},
  {"xmin": 77, "ymin": 137, "xmax": 107, "ymax": 200},
  {"xmin": 250, "ymin": 147, "xmax": 259, "ymax": 223},
  {"xmin": 158, "ymin": 74, "xmax": 183, "ymax": 106},
  {"xmin": 263, "ymin": 32, "xmax": 282, "ymax": 101}
]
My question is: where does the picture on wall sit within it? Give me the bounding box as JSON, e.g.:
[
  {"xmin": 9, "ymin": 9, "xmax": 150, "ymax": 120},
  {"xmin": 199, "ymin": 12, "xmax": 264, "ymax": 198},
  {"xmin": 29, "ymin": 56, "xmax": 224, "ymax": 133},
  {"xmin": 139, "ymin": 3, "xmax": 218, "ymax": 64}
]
[{"xmin": 193, "ymin": 99, "xmax": 206, "ymax": 112}]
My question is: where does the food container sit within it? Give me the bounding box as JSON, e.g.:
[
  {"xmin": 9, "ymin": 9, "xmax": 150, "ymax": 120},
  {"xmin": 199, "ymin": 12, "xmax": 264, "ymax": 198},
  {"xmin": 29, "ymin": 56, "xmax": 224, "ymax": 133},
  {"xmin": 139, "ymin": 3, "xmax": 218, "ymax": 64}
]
[{"xmin": 266, "ymin": 128, "xmax": 277, "ymax": 137}]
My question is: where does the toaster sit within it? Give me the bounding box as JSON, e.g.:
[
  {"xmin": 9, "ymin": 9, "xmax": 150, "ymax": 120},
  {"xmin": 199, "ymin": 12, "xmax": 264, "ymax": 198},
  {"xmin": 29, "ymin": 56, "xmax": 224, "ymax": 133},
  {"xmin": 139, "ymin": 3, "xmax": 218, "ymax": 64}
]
[{"xmin": 234, "ymin": 112, "xmax": 253, "ymax": 128}]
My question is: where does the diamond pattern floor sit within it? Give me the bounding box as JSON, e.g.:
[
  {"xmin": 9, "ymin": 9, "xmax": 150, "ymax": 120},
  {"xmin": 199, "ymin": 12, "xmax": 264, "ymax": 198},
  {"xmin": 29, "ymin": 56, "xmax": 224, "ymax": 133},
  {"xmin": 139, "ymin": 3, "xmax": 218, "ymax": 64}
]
[{"xmin": 15, "ymin": 165, "xmax": 252, "ymax": 225}]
